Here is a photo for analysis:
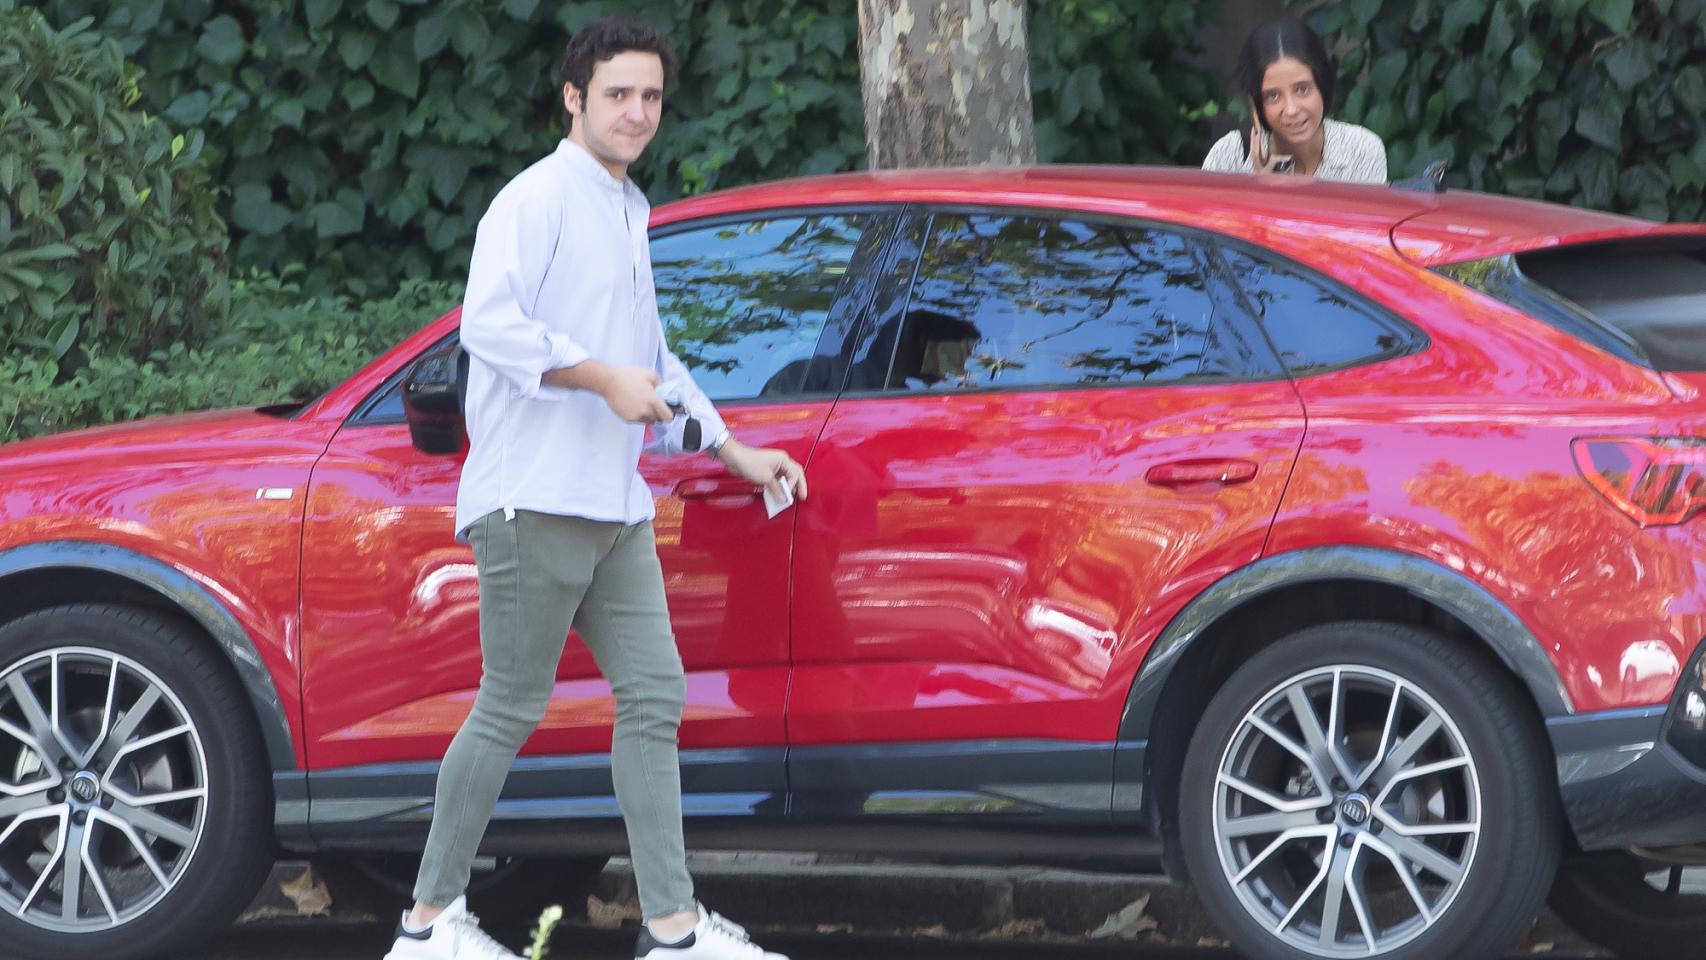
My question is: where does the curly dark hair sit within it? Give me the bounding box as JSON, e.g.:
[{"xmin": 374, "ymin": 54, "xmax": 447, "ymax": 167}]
[{"xmin": 559, "ymin": 16, "xmax": 680, "ymax": 135}]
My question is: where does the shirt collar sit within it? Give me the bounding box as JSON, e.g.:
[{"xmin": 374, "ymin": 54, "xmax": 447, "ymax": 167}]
[{"xmin": 555, "ymin": 138, "xmax": 629, "ymax": 196}]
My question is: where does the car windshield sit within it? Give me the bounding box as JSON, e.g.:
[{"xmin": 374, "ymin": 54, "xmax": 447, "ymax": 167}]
[{"xmin": 1438, "ymin": 239, "xmax": 1706, "ymax": 372}]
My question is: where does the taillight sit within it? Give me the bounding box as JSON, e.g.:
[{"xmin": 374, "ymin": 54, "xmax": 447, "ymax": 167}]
[{"xmin": 1573, "ymin": 437, "xmax": 1706, "ymax": 526}]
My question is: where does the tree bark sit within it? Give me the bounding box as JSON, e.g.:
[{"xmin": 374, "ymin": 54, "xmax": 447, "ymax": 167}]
[{"xmin": 857, "ymin": 0, "xmax": 1037, "ymax": 169}]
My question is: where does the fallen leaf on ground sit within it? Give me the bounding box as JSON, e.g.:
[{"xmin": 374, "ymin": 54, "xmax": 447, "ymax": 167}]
[
  {"xmin": 279, "ymin": 867, "xmax": 332, "ymax": 916},
  {"xmin": 1089, "ymin": 895, "xmax": 1158, "ymax": 940},
  {"xmin": 584, "ymin": 894, "xmax": 641, "ymax": 929},
  {"xmin": 914, "ymin": 923, "xmax": 949, "ymax": 938},
  {"xmin": 981, "ymin": 918, "xmax": 1047, "ymax": 939}
]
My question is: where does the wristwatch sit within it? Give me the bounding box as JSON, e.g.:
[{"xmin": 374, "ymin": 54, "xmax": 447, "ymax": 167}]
[{"xmin": 705, "ymin": 428, "xmax": 733, "ymax": 460}]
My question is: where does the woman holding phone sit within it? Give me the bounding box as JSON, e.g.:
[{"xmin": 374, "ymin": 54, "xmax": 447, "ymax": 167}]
[{"xmin": 1202, "ymin": 17, "xmax": 1387, "ymax": 183}]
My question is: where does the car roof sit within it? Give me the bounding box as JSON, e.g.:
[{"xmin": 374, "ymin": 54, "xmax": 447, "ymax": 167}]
[{"xmin": 652, "ymin": 165, "xmax": 1702, "ymax": 267}]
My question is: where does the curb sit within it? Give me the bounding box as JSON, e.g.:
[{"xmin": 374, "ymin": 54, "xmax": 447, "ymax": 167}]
[{"xmin": 247, "ymin": 855, "xmax": 1602, "ymax": 953}]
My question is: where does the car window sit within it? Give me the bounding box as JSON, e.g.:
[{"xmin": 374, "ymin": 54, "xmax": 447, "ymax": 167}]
[
  {"xmin": 1438, "ymin": 242, "xmax": 1706, "ymax": 372},
  {"xmin": 353, "ymin": 213, "xmax": 880, "ymax": 423},
  {"xmin": 652, "ymin": 213, "xmax": 877, "ymax": 401},
  {"xmin": 1220, "ymin": 246, "xmax": 1424, "ymax": 376},
  {"xmin": 878, "ymin": 213, "xmax": 1250, "ymax": 392}
]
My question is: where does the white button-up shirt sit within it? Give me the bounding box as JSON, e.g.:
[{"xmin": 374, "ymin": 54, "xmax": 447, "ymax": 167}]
[{"xmin": 454, "ymin": 138, "xmax": 725, "ymax": 536}]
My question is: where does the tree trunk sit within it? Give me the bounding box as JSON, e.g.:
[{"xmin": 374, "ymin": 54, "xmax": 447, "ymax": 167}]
[{"xmin": 857, "ymin": 0, "xmax": 1036, "ymax": 169}]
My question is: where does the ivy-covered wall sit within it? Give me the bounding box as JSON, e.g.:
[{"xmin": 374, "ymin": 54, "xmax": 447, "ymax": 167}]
[
  {"xmin": 1298, "ymin": 0, "xmax": 1706, "ymax": 220},
  {"xmin": 34, "ymin": 0, "xmax": 1224, "ymax": 295}
]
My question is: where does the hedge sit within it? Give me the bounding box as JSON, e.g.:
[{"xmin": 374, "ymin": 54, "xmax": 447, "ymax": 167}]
[
  {"xmin": 34, "ymin": 0, "xmax": 1224, "ymax": 296},
  {"xmin": 1298, "ymin": 0, "xmax": 1706, "ymax": 219}
]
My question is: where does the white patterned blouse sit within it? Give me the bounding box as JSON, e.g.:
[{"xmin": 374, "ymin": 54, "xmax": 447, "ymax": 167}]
[{"xmin": 1202, "ymin": 118, "xmax": 1388, "ymax": 184}]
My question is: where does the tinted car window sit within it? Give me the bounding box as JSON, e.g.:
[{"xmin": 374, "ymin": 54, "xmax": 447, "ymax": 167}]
[
  {"xmin": 883, "ymin": 213, "xmax": 1241, "ymax": 391},
  {"xmin": 1222, "ymin": 246, "xmax": 1422, "ymax": 375},
  {"xmin": 1440, "ymin": 243, "xmax": 1706, "ymax": 372},
  {"xmin": 353, "ymin": 214, "xmax": 875, "ymax": 423},
  {"xmin": 651, "ymin": 213, "xmax": 873, "ymax": 401}
]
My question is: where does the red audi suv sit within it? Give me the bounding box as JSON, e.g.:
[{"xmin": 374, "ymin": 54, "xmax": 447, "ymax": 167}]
[{"xmin": 0, "ymin": 167, "xmax": 1703, "ymax": 960}]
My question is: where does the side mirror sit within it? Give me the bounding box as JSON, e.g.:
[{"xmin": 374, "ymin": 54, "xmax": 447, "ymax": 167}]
[{"xmin": 403, "ymin": 341, "xmax": 467, "ymax": 455}]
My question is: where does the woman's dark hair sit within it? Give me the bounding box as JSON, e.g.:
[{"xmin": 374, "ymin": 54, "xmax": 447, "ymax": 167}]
[
  {"xmin": 1234, "ymin": 16, "xmax": 1336, "ymax": 134},
  {"xmin": 559, "ymin": 16, "xmax": 680, "ymax": 134}
]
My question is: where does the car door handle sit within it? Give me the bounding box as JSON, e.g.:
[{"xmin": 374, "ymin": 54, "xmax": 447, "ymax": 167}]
[
  {"xmin": 675, "ymin": 477, "xmax": 761, "ymax": 500},
  {"xmin": 1146, "ymin": 459, "xmax": 1259, "ymax": 488}
]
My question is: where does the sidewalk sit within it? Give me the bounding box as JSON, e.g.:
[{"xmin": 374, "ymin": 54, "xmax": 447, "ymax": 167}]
[{"xmin": 243, "ymin": 853, "xmax": 1602, "ymax": 953}]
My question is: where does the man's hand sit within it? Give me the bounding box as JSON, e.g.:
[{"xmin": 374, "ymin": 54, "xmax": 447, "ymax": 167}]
[
  {"xmin": 717, "ymin": 438, "xmax": 808, "ymax": 503},
  {"xmin": 599, "ymin": 366, "xmax": 671, "ymax": 424}
]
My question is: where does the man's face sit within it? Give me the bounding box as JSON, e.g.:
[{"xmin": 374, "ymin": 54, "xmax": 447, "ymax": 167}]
[{"xmin": 564, "ymin": 51, "xmax": 664, "ymax": 174}]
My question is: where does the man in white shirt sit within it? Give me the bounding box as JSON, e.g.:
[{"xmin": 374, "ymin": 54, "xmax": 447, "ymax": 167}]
[{"xmin": 385, "ymin": 17, "xmax": 800, "ymax": 960}]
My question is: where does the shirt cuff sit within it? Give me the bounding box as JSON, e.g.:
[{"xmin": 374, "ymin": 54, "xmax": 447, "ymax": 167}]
[{"xmin": 523, "ymin": 333, "xmax": 592, "ymax": 402}]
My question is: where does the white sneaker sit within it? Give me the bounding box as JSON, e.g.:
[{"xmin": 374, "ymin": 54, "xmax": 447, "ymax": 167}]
[
  {"xmin": 383, "ymin": 895, "xmax": 523, "ymax": 960},
  {"xmin": 635, "ymin": 903, "xmax": 788, "ymax": 959}
]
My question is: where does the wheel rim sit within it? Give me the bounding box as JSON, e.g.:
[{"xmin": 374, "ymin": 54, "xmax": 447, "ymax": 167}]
[
  {"xmin": 0, "ymin": 647, "xmax": 208, "ymax": 933},
  {"xmin": 1212, "ymin": 665, "xmax": 1482, "ymax": 957}
]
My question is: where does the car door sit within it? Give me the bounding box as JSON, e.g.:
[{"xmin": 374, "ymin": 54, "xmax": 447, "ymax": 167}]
[
  {"xmin": 296, "ymin": 208, "xmax": 895, "ymax": 836},
  {"xmin": 785, "ymin": 209, "xmax": 1307, "ymax": 817}
]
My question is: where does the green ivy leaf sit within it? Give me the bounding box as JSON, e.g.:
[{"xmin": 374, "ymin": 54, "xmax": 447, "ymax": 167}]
[
  {"xmin": 339, "ymin": 32, "xmax": 377, "ymax": 70},
  {"xmin": 1577, "ymin": 151, "xmax": 1616, "ymax": 208},
  {"xmin": 342, "ymin": 76, "xmax": 376, "ymax": 110},
  {"xmin": 1668, "ymin": 152, "xmax": 1704, "ymax": 190},
  {"xmin": 305, "ymin": 0, "xmax": 343, "ymax": 29},
  {"xmin": 365, "ymin": 0, "xmax": 400, "ymax": 30},
  {"xmin": 1443, "ymin": 61, "xmax": 1477, "ymax": 112},
  {"xmin": 1483, "ymin": 4, "xmax": 1516, "ymax": 58},
  {"xmin": 1675, "ymin": 65, "xmax": 1706, "ymax": 114},
  {"xmin": 1601, "ymin": 39, "xmax": 1652, "ymax": 91},
  {"xmin": 448, "ymin": 7, "xmax": 493, "ymax": 59},
  {"xmin": 1409, "ymin": 0, "xmax": 1436, "ymax": 30},
  {"xmin": 1534, "ymin": 98, "xmax": 1573, "ymax": 173},
  {"xmin": 1439, "ymin": 0, "xmax": 1483, "ymax": 45},
  {"xmin": 164, "ymin": 89, "xmax": 211, "ymax": 126},
  {"xmin": 368, "ymin": 36, "xmax": 420, "ymax": 97},
  {"xmin": 502, "ymin": 0, "xmax": 542, "ymax": 19},
  {"xmin": 196, "ymin": 16, "xmax": 246, "ymax": 66},
  {"xmin": 231, "ymin": 183, "xmax": 293, "ymax": 236},
  {"xmin": 1058, "ymin": 75, "xmax": 1082, "ymax": 125},
  {"xmin": 1588, "ymin": 0, "xmax": 1635, "ymax": 33},
  {"xmin": 1349, "ymin": 0, "xmax": 1384, "ymax": 24},
  {"xmin": 1575, "ymin": 97, "xmax": 1625, "ymax": 149},
  {"xmin": 1508, "ymin": 39, "xmax": 1544, "ymax": 98},
  {"xmin": 312, "ymin": 188, "xmax": 365, "ymax": 238},
  {"xmin": 414, "ymin": 10, "xmax": 453, "ymax": 59},
  {"xmin": 1369, "ymin": 50, "xmax": 1407, "ymax": 100},
  {"xmin": 271, "ymin": 99, "xmax": 306, "ymax": 130}
]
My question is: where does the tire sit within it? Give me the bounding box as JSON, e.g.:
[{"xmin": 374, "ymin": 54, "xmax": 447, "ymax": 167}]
[
  {"xmin": 1177, "ymin": 621, "xmax": 1560, "ymax": 960},
  {"xmin": 315, "ymin": 853, "xmax": 608, "ymax": 934},
  {"xmin": 0, "ymin": 604, "xmax": 273, "ymax": 960},
  {"xmin": 1549, "ymin": 852, "xmax": 1706, "ymax": 959}
]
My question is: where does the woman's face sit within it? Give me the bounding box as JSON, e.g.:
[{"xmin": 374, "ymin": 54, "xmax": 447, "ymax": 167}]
[{"xmin": 1259, "ymin": 56, "xmax": 1324, "ymax": 149}]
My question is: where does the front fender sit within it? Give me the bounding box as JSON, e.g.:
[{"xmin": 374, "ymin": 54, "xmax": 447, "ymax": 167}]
[{"xmin": 0, "ymin": 541, "xmax": 298, "ymax": 771}]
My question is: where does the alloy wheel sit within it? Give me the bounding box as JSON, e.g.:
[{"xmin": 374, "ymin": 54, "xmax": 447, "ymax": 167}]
[
  {"xmin": 0, "ymin": 647, "xmax": 208, "ymax": 933},
  {"xmin": 1212, "ymin": 664, "xmax": 1481, "ymax": 957}
]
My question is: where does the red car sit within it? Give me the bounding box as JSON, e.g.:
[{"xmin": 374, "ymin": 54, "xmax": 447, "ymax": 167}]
[{"xmin": 0, "ymin": 167, "xmax": 1703, "ymax": 960}]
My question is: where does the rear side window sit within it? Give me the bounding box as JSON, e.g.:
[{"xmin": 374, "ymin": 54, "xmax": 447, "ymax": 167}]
[
  {"xmin": 1440, "ymin": 243, "xmax": 1706, "ymax": 372},
  {"xmin": 1220, "ymin": 247, "xmax": 1424, "ymax": 376}
]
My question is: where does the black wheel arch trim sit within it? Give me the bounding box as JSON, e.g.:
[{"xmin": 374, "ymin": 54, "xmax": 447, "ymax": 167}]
[
  {"xmin": 0, "ymin": 541, "xmax": 298, "ymax": 771},
  {"xmin": 1118, "ymin": 545, "xmax": 1575, "ymax": 745}
]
